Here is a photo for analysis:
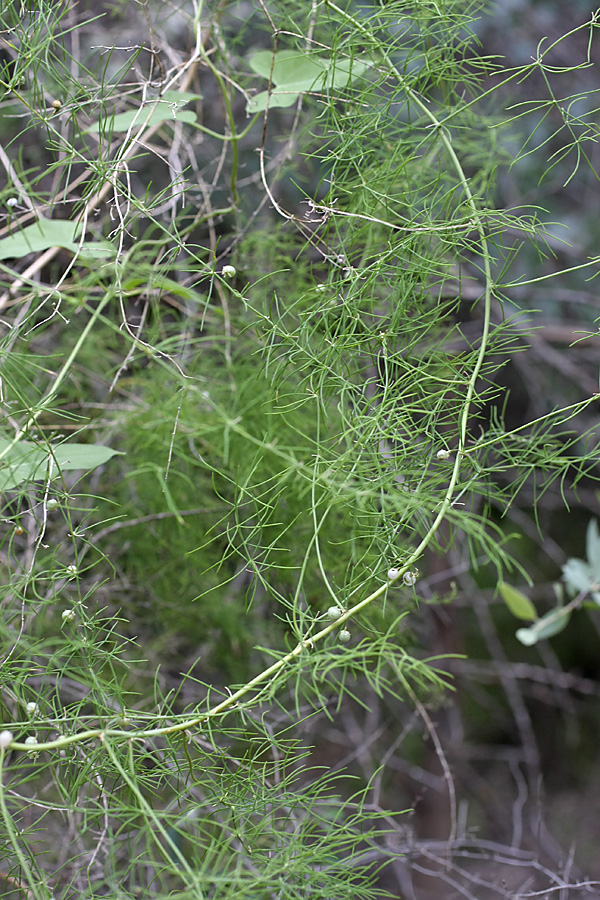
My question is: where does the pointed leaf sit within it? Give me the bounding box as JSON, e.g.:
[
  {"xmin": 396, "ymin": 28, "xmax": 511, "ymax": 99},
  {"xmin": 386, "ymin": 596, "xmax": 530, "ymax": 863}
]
[
  {"xmin": 51, "ymin": 443, "xmax": 122, "ymax": 471},
  {"xmin": 499, "ymin": 582, "xmax": 537, "ymax": 621},
  {"xmin": 0, "ymin": 437, "xmax": 122, "ymax": 491},
  {"xmin": 87, "ymin": 91, "xmax": 200, "ymax": 134},
  {"xmin": 0, "ymin": 217, "xmax": 113, "ymax": 261}
]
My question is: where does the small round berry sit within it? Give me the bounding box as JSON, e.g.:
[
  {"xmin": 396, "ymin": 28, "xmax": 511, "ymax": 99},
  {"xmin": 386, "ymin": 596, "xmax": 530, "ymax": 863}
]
[
  {"xmin": 326, "ymin": 606, "xmax": 343, "ymax": 620},
  {"xmin": 403, "ymin": 571, "xmax": 417, "ymax": 587},
  {"xmin": 339, "ymin": 629, "xmax": 351, "ymax": 643},
  {"xmin": 387, "ymin": 567, "xmax": 400, "ymax": 581},
  {"xmin": 46, "ymin": 498, "xmax": 59, "ymax": 511},
  {"xmin": 24, "ymin": 736, "xmax": 39, "ymax": 758},
  {"xmin": 436, "ymin": 449, "xmax": 450, "ymax": 460},
  {"xmin": 61, "ymin": 609, "xmax": 76, "ymax": 622},
  {"xmin": 26, "ymin": 702, "xmax": 39, "ymax": 717},
  {"xmin": 0, "ymin": 731, "xmax": 13, "ymax": 749},
  {"xmin": 221, "ymin": 265, "xmax": 236, "ymax": 278},
  {"xmin": 52, "ymin": 99, "xmax": 62, "ymax": 110},
  {"xmin": 14, "ymin": 526, "xmax": 25, "ymax": 536}
]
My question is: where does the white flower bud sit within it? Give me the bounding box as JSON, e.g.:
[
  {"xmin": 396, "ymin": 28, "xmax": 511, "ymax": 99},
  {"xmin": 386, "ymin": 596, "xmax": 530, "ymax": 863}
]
[
  {"xmin": 26, "ymin": 702, "xmax": 39, "ymax": 717},
  {"xmin": 403, "ymin": 571, "xmax": 417, "ymax": 586},
  {"xmin": 436, "ymin": 449, "xmax": 450, "ymax": 460},
  {"xmin": 387, "ymin": 568, "xmax": 400, "ymax": 581},
  {"xmin": 326, "ymin": 606, "xmax": 343, "ymax": 620},
  {"xmin": 6, "ymin": 197, "xmax": 18, "ymax": 208},
  {"xmin": 221, "ymin": 265, "xmax": 236, "ymax": 278},
  {"xmin": 24, "ymin": 736, "xmax": 39, "ymax": 758},
  {"xmin": 66, "ymin": 565, "xmax": 77, "ymax": 576},
  {"xmin": 339, "ymin": 629, "xmax": 351, "ymax": 643},
  {"xmin": 0, "ymin": 731, "xmax": 13, "ymax": 749},
  {"xmin": 61, "ymin": 609, "xmax": 76, "ymax": 622}
]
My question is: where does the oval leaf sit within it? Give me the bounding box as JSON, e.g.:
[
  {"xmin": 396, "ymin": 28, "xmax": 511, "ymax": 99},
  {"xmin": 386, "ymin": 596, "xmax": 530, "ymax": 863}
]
[{"xmin": 499, "ymin": 581, "xmax": 537, "ymax": 621}]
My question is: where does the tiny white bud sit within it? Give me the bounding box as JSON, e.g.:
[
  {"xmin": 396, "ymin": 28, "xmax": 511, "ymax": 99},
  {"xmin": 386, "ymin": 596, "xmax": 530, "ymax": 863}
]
[
  {"xmin": 66, "ymin": 565, "xmax": 77, "ymax": 576},
  {"xmin": 61, "ymin": 609, "xmax": 76, "ymax": 622},
  {"xmin": 387, "ymin": 568, "xmax": 400, "ymax": 581},
  {"xmin": 0, "ymin": 731, "xmax": 13, "ymax": 749},
  {"xmin": 436, "ymin": 449, "xmax": 450, "ymax": 460},
  {"xmin": 26, "ymin": 702, "xmax": 39, "ymax": 717},
  {"xmin": 24, "ymin": 736, "xmax": 39, "ymax": 758},
  {"xmin": 326, "ymin": 606, "xmax": 343, "ymax": 620},
  {"xmin": 403, "ymin": 571, "xmax": 417, "ymax": 586},
  {"xmin": 46, "ymin": 498, "xmax": 59, "ymax": 511},
  {"xmin": 338, "ymin": 629, "xmax": 351, "ymax": 643},
  {"xmin": 6, "ymin": 197, "xmax": 18, "ymax": 208},
  {"xmin": 315, "ymin": 284, "xmax": 327, "ymax": 293},
  {"xmin": 221, "ymin": 265, "xmax": 236, "ymax": 278}
]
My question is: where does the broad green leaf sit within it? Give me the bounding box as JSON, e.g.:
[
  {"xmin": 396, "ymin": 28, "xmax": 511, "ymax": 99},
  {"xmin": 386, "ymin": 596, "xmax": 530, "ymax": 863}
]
[
  {"xmin": 87, "ymin": 91, "xmax": 200, "ymax": 134},
  {"xmin": 0, "ymin": 217, "xmax": 113, "ymax": 261},
  {"xmin": 326, "ymin": 58, "xmax": 370, "ymax": 89},
  {"xmin": 51, "ymin": 443, "xmax": 122, "ymax": 471},
  {"xmin": 0, "ymin": 437, "xmax": 122, "ymax": 491},
  {"xmin": 499, "ymin": 581, "xmax": 537, "ymax": 621},
  {"xmin": 249, "ymin": 49, "xmax": 325, "ymax": 84},
  {"xmin": 248, "ymin": 89, "xmax": 312, "ymax": 113},
  {"xmin": 516, "ymin": 607, "xmax": 571, "ymax": 646},
  {"xmin": 247, "ymin": 50, "xmax": 371, "ymax": 113}
]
